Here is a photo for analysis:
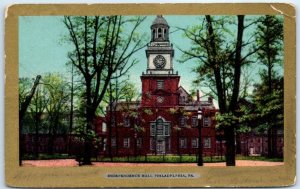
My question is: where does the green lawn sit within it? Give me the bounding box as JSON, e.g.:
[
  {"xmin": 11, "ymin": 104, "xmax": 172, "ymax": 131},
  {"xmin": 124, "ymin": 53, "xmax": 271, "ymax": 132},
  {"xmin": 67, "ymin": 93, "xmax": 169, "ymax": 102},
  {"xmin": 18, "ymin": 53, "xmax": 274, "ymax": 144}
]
[
  {"xmin": 94, "ymin": 155, "xmax": 225, "ymax": 163},
  {"xmin": 23, "ymin": 153, "xmax": 75, "ymax": 160},
  {"xmin": 23, "ymin": 153, "xmax": 283, "ymax": 163},
  {"xmin": 236, "ymin": 155, "xmax": 283, "ymax": 162}
]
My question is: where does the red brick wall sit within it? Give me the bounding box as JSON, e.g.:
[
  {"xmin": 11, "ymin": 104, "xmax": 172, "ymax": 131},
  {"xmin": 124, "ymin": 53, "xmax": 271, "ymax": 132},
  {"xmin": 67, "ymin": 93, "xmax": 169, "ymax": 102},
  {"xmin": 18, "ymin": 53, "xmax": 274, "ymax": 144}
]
[
  {"xmin": 141, "ymin": 76, "xmax": 180, "ymax": 107},
  {"xmin": 103, "ymin": 107, "xmax": 217, "ymax": 156}
]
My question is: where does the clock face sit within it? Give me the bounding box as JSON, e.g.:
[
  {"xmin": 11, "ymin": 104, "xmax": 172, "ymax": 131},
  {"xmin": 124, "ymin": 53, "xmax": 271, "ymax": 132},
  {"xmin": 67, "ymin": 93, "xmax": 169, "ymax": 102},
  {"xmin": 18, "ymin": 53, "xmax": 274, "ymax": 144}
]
[{"xmin": 153, "ymin": 55, "xmax": 166, "ymax": 69}]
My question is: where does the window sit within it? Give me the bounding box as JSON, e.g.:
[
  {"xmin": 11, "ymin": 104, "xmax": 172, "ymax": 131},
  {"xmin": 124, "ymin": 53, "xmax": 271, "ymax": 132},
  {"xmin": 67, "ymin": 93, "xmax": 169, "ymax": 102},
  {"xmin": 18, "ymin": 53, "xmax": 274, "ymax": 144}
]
[
  {"xmin": 180, "ymin": 138, "xmax": 187, "ymax": 148},
  {"xmin": 150, "ymin": 119, "xmax": 170, "ymax": 136},
  {"xmin": 204, "ymin": 138, "xmax": 211, "ymax": 148},
  {"xmin": 124, "ymin": 116, "xmax": 130, "ymax": 127},
  {"xmin": 111, "ymin": 137, "xmax": 116, "ymax": 147},
  {"xmin": 152, "ymin": 29, "xmax": 155, "ymax": 40},
  {"xmin": 124, "ymin": 138, "xmax": 130, "ymax": 148},
  {"xmin": 102, "ymin": 122, "xmax": 107, "ymax": 132},
  {"xmin": 137, "ymin": 138, "xmax": 142, "ymax": 148},
  {"xmin": 203, "ymin": 117, "xmax": 211, "ymax": 127},
  {"xmin": 258, "ymin": 146, "xmax": 261, "ymax": 153},
  {"xmin": 157, "ymin": 123, "xmax": 164, "ymax": 135},
  {"xmin": 151, "ymin": 124, "xmax": 155, "ymax": 136},
  {"xmin": 164, "ymin": 125, "xmax": 169, "ymax": 136},
  {"xmin": 112, "ymin": 117, "xmax": 116, "ymax": 127},
  {"xmin": 179, "ymin": 116, "xmax": 186, "ymax": 127},
  {"xmin": 157, "ymin": 80, "xmax": 164, "ymax": 90},
  {"xmin": 192, "ymin": 138, "xmax": 199, "ymax": 148},
  {"xmin": 192, "ymin": 116, "xmax": 198, "ymax": 127},
  {"xmin": 103, "ymin": 138, "xmax": 107, "ymax": 151},
  {"xmin": 158, "ymin": 28, "xmax": 162, "ymax": 38}
]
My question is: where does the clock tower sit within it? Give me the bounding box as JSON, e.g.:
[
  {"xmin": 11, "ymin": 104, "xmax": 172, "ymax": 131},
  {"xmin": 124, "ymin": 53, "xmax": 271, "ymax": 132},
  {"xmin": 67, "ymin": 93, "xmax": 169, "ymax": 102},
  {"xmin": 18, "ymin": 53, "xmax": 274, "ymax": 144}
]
[{"xmin": 141, "ymin": 15, "xmax": 180, "ymax": 107}]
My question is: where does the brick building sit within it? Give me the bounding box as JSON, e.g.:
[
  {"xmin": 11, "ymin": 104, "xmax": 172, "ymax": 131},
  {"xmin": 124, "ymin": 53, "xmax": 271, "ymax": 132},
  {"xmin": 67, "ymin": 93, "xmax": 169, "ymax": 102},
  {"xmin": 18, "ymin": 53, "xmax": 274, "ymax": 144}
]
[
  {"xmin": 101, "ymin": 15, "xmax": 218, "ymax": 157},
  {"xmin": 21, "ymin": 15, "xmax": 283, "ymax": 159}
]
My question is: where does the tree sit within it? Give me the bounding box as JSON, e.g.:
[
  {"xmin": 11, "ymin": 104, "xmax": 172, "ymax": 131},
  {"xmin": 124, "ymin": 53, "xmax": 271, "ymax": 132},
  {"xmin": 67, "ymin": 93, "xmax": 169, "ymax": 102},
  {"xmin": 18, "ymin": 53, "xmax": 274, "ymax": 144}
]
[
  {"xmin": 19, "ymin": 76, "xmax": 41, "ymax": 164},
  {"xmin": 43, "ymin": 73, "xmax": 70, "ymax": 155},
  {"xmin": 28, "ymin": 81, "xmax": 49, "ymax": 158},
  {"xmin": 63, "ymin": 16, "xmax": 146, "ymax": 164},
  {"xmin": 179, "ymin": 15, "xmax": 259, "ymax": 166},
  {"xmin": 19, "ymin": 76, "xmax": 42, "ymax": 123},
  {"xmin": 252, "ymin": 73, "xmax": 284, "ymax": 157},
  {"xmin": 255, "ymin": 15, "xmax": 283, "ymax": 157}
]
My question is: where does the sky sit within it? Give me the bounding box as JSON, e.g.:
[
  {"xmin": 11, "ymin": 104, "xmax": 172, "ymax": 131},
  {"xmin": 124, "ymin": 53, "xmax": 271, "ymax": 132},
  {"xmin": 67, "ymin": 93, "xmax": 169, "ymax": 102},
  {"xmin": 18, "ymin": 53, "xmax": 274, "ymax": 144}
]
[
  {"xmin": 19, "ymin": 16, "xmax": 200, "ymax": 92},
  {"xmin": 19, "ymin": 15, "xmax": 281, "ymax": 105}
]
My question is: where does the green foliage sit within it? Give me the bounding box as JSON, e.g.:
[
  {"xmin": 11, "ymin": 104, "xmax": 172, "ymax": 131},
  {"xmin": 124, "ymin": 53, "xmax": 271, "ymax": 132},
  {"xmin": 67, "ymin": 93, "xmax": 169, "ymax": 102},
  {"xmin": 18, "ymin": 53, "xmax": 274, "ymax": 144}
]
[
  {"xmin": 74, "ymin": 125, "xmax": 100, "ymax": 148},
  {"xmin": 255, "ymin": 15, "xmax": 283, "ymax": 68},
  {"xmin": 215, "ymin": 112, "xmax": 239, "ymax": 129},
  {"xmin": 252, "ymin": 75, "xmax": 284, "ymax": 131},
  {"xmin": 143, "ymin": 108, "xmax": 153, "ymax": 115},
  {"xmin": 234, "ymin": 73, "xmax": 283, "ymax": 135},
  {"xmin": 19, "ymin": 73, "xmax": 71, "ymax": 135},
  {"xmin": 43, "ymin": 73, "xmax": 70, "ymax": 134},
  {"xmin": 19, "ymin": 77, "xmax": 34, "ymax": 109}
]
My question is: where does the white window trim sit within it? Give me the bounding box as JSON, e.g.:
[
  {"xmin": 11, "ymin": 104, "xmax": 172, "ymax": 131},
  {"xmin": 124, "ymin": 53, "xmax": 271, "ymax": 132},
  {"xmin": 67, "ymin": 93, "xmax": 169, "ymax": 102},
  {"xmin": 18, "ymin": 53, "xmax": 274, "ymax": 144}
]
[
  {"xmin": 204, "ymin": 138, "xmax": 211, "ymax": 148},
  {"xmin": 157, "ymin": 80, "xmax": 164, "ymax": 90},
  {"xmin": 123, "ymin": 138, "xmax": 130, "ymax": 148},
  {"xmin": 203, "ymin": 117, "xmax": 211, "ymax": 127},
  {"xmin": 180, "ymin": 138, "xmax": 187, "ymax": 148},
  {"xmin": 192, "ymin": 116, "xmax": 198, "ymax": 127},
  {"xmin": 192, "ymin": 138, "xmax": 199, "ymax": 148},
  {"xmin": 179, "ymin": 116, "xmax": 186, "ymax": 127},
  {"xmin": 102, "ymin": 122, "xmax": 107, "ymax": 132}
]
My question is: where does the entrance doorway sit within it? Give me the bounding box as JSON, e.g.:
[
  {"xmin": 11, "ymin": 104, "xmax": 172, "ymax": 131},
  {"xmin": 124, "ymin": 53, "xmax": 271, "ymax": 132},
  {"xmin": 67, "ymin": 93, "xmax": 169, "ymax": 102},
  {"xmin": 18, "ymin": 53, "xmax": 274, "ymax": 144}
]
[
  {"xmin": 156, "ymin": 139, "xmax": 165, "ymax": 154},
  {"xmin": 150, "ymin": 117, "xmax": 171, "ymax": 154}
]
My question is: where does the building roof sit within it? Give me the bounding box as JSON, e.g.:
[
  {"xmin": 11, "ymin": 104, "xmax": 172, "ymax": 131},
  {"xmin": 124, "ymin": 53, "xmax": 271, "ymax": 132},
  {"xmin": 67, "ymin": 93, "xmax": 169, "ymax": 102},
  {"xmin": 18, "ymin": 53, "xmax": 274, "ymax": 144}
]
[{"xmin": 152, "ymin": 15, "xmax": 169, "ymax": 27}]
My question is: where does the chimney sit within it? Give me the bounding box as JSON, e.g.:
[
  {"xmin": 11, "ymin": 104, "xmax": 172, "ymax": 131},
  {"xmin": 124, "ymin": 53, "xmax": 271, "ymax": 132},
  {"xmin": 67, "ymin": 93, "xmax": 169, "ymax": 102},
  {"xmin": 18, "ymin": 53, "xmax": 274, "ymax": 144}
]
[{"xmin": 197, "ymin": 90, "xmax": 200, "ymax": 102}]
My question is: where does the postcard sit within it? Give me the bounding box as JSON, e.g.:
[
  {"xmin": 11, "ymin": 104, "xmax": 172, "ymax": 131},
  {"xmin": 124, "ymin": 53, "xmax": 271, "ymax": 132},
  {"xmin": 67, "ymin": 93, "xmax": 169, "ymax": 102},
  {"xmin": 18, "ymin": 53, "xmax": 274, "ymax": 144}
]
[{"xmin": 5, "ymin": 3, "xmax": 295, "ymax": 187}]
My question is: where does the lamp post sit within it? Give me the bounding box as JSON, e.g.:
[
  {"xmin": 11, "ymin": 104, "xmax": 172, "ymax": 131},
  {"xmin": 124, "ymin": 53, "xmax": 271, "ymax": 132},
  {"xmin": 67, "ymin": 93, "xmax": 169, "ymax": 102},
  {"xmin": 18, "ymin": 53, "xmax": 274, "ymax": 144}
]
[{"xmin": 197, "ymin": 108, "xmax": 203, "ymax": 166}]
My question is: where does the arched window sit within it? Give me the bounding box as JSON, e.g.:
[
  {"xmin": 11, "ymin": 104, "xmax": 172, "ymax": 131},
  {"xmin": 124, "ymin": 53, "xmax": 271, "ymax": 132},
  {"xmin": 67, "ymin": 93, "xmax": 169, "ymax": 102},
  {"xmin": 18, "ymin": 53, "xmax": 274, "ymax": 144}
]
[
  {"xmin": 158, "ymin": 28, "xmax": 162, "ymax": 38},
  {"xmin": 152, "ymin": 29, "xmax": 155, "ymax": 40},
  {"xmin": 164, "ymin": 28, "xmax": 168, "ymax": 40}
]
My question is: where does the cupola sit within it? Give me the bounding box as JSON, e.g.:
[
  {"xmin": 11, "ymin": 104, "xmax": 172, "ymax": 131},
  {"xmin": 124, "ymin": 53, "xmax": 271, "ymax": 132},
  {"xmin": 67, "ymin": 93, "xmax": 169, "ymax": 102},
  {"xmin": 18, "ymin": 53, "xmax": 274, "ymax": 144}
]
[{"xmin": 151, "ymin": 15, "xmax": 169, "ymax": 42}]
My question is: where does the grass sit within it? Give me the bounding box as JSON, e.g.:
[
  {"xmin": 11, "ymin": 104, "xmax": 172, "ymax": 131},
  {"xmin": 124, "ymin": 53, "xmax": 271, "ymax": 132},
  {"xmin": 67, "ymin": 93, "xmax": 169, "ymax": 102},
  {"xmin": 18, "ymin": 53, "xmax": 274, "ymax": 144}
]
[
  {"xmin": 236, "ymin": 155, "xmax": 283, "ymax": 162},
  {"xmin": 23, "ymin": 153, "xmax": 75, "ymax": 160},
  {"xmin": 94, "ymin": 155, "xmax": 225, "ymax": 163},
  {"xmin": 23, "ymin": 153, "xmax": 283, "ymax": 163}
]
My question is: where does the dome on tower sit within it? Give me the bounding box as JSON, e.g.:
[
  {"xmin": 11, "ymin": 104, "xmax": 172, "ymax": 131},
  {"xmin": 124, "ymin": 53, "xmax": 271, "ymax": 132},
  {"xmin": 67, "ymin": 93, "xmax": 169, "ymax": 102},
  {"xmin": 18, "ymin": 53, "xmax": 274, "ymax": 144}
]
[{"xmin": 151, "ymin": 15, "xmax": 169, "ymax": 28}]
